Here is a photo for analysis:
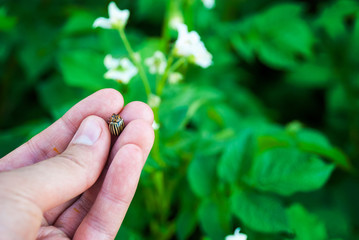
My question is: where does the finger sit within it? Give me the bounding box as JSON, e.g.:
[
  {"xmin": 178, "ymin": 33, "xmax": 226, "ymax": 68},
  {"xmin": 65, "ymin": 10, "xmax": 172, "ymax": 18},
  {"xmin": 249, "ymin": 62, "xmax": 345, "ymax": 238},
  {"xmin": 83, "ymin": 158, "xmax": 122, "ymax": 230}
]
[
  {"xmin": 45, "ymin": 102, "xmax": 153, "ymax": 225},
  {"xmin": 120, "ymin": 101, "xmax": 154, "ymax": 125},
  {"xmin": 0, "ymin": 88, "xmax": 123, "ymax": 172},
  {"xmin": 54, "ymin": 119, "xmax": 154, "ymax": 237},
  {"xmin": 0, "ymin": 116, "xmax": 111, "ymax": 214},
  {"xmin": 73, "ymin": 143, "xmax": 150, "ymax": 240}
]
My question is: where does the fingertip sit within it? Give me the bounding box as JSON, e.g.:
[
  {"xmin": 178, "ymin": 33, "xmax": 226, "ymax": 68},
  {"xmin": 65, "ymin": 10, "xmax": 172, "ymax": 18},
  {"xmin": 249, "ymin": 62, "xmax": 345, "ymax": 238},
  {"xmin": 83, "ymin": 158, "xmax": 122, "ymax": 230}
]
[
  {"xmin": 96, "ymin": 88, "xmax": 124, "ymax": 109},
  {"xmin": 70, "ymin": 115, "xmax": 110, "ymax": 146},
  {"xmin": 121, "ymin": 101, "xmax": 154, "ymax": 124}
]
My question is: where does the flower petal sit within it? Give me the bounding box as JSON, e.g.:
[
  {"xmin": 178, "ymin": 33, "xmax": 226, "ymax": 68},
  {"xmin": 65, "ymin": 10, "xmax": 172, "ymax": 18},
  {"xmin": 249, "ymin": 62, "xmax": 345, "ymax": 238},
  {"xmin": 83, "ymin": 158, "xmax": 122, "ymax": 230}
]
[
  {"xmin": 108, "ymin": 2, "xmax": 121, "ymax": 20},
  {"xmin": 104, "ymin": 57, "xmax": 138, "ymax": 84},
  {"xmin": 108, "ymin": 1, "xmax": 129, "ymax": 28},
  {"xmin": 104, "ymin": 54, "xmax": 121, "ymax": 69},
  {"xmin": 93, "ymin": 17, "xmax": 112, "ymax": 29}
]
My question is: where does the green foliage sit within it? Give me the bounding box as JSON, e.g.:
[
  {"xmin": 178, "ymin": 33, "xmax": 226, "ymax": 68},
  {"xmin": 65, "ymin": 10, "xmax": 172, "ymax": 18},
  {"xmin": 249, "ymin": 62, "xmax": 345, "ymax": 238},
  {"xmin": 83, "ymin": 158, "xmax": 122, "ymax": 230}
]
[
  {"xmin": 286, "ymin": 204, "xmax": 328, "ymax": 240},
  {"xmin": 231, "ymin": 189, "xmax": 289, "ymax": 233},
  {"xmin": 1, "ymin": 0, "xmax": 359, "ymax": 239},
  {"xmin": 232, "ymin": 3, "xmax": 314, "ymax": 69}
]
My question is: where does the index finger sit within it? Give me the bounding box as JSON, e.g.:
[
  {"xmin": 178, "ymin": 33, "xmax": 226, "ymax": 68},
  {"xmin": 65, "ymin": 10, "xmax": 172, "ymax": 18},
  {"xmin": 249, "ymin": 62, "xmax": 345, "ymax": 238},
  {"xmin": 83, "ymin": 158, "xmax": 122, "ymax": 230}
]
[{"xmin": 0, "ymin": 88, "xmax": 124, "ymax": 171}]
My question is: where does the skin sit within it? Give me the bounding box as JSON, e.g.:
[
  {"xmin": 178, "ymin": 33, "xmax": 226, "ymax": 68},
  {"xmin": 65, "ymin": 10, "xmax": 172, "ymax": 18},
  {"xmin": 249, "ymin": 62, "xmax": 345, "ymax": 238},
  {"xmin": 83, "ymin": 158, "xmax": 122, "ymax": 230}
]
[{"xmin": 0, "ymin": 89, "xmax": 155, "ymax": 240}]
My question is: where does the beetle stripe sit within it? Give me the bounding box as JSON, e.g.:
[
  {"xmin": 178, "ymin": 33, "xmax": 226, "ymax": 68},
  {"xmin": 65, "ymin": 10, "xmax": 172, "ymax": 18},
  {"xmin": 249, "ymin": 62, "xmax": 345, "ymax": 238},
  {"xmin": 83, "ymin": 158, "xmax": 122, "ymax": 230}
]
[{"xmin": 108, "ymin": 114, "xmax": 125, "ymax": 136}]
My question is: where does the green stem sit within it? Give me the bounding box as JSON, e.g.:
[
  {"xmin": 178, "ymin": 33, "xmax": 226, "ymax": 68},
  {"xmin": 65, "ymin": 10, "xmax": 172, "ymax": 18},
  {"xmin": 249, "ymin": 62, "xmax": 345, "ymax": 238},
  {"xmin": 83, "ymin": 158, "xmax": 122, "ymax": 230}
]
[
  {"xmin": 156, "ymin": 52, "xmax": 174, "ymax": 94},
  {"xmin": 118, "ymin": 28, "xmax": 152, "ymax": 96},
  {"xmin": 157, "ymin": 56, "xmax": 186, "ymax": 95},
  {"xmin": 151, "ymin": 107, "xmax": 166, "ymax": 168}
]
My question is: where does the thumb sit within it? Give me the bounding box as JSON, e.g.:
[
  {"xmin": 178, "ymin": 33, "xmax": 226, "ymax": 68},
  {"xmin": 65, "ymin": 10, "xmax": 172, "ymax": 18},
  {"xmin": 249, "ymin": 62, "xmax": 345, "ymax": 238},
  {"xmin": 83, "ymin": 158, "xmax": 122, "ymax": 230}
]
[{"xmin": 0, "ymin": 115, "xmax": 111, "ymax": 211}]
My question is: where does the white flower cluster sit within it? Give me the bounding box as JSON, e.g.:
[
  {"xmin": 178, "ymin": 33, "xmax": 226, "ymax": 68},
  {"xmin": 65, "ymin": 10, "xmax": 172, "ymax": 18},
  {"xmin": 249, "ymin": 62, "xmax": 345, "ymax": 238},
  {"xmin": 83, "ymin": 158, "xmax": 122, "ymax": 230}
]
[
  {"xmin": 145, "ymin": 51, "xmax": 167, "ymax": 75},
  {"xmin": 93, "ymin": 3, "xmax": 138, "ymax": 83},
  {"xmin": 104, "ymin": 55, "xmax": 137, "ymax": 83},
  {"xmin": 93, "ymin": 2, "xmax": 213, "ymax": 86},
  {"xmin": 174, "ymin": 23, "xmax": 212, "ymax": 68}
]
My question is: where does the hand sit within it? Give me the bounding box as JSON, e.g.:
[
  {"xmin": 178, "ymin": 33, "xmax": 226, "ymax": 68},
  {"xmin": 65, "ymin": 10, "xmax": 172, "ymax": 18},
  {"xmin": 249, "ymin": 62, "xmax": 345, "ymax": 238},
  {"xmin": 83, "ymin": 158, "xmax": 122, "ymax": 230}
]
[{"xmin": 0, "ymin": 89, "xmax": 154, "ymax": 240}]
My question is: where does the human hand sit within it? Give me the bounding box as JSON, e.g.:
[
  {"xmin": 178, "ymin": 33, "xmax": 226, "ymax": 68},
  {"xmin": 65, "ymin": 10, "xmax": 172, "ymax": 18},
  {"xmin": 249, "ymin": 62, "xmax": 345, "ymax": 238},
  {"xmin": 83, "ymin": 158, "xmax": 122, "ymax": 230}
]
[{"xmin": 0, "ymin": 89, "xmax": 154, "ymax": 240}]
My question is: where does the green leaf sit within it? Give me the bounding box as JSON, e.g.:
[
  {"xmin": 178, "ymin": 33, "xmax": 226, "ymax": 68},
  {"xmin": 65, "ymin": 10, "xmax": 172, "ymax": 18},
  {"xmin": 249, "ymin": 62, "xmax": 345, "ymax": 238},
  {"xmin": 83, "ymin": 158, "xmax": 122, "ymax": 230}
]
[
  {"xmin": 62, "ymin": 10, "xmax": 95, "ymax": 35},
  {"xmin": 234, "ymin": 3, "xmax": 314, "ymax": 69},
  {"xmin": 218, "ymin": 129, "xmax": 253, "ymax": 183},
  {"xmin": 37, "ymin": 77, "xmax": 90, "ymax": 119},
  {"xmin": 176, "ymin": 207, "xmax": 198, "ymax": 240},
  {"xmin": 58, "ymin": 49, "xmax": 118, "ymax": 91},
  {"xmin": 315, "ymin": 0, "xmax": 359, "ymax": 39},
  {"xmin": 0, "ymin": 120, "xmax": 50, "ymax": 158},
  {"xmin": 247, "ymin": 148, "xmax": 335, "ymax": 196},
  {"xmin": 160, "ymin": 84, "xmax": 223, "ymax": 137},
  {"xmin": 231, "ymin": 189, "xmax": 289, "ymax": 233},
  {"xmin": 0, "ymin": 7, "xmax": 17, "ymax": 32},
  {"xmin": 187, "ymin": 155, "xmax": 218, "ymax": 198},
  {"xmin": 295, "ymin": 129, "xmax": 351, "ymax": 170},
  {"xmin": 285, "ymin": 62, "xmax": 332, "ymax": 88},
  {"xmin": 286, "ymin": 204, "xmax": 328, "ymax": 240},
  {"xmin": 257, "ymin": 124, "xmax": 351, "ymax": 170},
  {"xmin": 198, "ymin": 199, "xmax": 231, "ymax": 240},
  {"xmin": 18, "ymin": 28, "xmax": 57, "ymax": 81},
  {"xmin": 231, "ymin": 34, "xmax": 254, "ymax": 62}
]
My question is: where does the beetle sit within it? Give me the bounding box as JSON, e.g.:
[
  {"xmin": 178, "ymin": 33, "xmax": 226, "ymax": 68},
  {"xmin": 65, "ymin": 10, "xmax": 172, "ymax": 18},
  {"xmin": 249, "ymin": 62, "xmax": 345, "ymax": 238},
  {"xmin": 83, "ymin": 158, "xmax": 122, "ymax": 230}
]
[{"xmin": 108, "ymin": 113, "xmax": 125, "ymax": 136}]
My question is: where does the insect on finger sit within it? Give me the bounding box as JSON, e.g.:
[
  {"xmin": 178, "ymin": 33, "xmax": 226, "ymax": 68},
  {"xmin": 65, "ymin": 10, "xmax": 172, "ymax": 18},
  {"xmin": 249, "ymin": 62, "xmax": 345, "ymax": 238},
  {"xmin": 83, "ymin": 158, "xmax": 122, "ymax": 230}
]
[{"xmin": 108, "ymin": 113, "xmax": 125, "ymax": 136}]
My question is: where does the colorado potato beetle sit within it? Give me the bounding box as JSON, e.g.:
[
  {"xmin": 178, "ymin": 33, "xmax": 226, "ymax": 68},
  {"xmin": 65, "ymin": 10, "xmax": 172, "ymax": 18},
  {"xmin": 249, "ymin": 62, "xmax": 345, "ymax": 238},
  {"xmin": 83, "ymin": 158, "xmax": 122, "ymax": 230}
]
[{"xmin": 108, "ymin": 113, "xmax": 125, "ymax": 136}]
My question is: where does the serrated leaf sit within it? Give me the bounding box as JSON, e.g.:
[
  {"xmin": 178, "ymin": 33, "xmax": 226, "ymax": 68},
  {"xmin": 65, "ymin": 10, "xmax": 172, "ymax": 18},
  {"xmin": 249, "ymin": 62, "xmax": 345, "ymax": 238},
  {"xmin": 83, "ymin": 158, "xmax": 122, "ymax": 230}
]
[
  {"xmin": 247, "ymin": 148, "xmax": 335, "ymax": 196},
  {"xmin": 218, "ymin": 129, "xmax": 253, "ymax": 183},
  {"xmin": 231, "ymin": 189, "xmax": 289, "ymax": 233},
  {"xmin": 234, "ymin": 3, "xmax": 314, "ymax": 69},
  {"xmin": 295, "ymin": 129, "xmax": 351, "ymax": 170}
]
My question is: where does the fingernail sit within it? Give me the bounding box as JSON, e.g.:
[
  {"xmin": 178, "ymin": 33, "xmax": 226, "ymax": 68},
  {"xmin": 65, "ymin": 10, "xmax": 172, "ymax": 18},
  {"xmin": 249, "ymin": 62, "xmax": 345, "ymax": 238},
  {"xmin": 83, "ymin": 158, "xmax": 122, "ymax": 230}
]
[{"xmin": 72, "ymin": 117, "xmax": 102, "ymax": 146}]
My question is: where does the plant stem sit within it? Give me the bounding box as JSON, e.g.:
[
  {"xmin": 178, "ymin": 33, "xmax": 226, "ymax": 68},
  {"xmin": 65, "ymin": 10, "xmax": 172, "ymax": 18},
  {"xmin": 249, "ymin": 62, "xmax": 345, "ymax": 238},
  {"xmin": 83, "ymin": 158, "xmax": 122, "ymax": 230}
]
[
  {"xmin": 157, "ymin": 56, "xmax": 186, "ymax": 95},
  {"xmin": 118, "ymin": 28, "xmax": 152, "ymax": 96},
  {"xmin": 152, "ymin": 108, "xmax": 166, "ymax": 168}
]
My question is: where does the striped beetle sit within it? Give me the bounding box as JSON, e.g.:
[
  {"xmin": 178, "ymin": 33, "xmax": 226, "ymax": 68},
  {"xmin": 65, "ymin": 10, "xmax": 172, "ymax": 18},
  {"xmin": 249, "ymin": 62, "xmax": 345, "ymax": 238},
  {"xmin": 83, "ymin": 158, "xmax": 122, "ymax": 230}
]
[{"xmin": 108, "ymin": 113, "xmax": 125, "ymax": 136}]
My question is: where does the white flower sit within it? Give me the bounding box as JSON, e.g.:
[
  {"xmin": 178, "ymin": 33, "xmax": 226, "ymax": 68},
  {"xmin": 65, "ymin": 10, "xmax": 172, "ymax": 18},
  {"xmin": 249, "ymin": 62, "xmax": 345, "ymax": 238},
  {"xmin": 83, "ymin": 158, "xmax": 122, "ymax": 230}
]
[
  {"xmin": 225, "ymin": 228, "xmax": 247, "ymax": 240},
  {"xmin": 152, "ymin": 120, "xmax": 160, "ymax": 130},
  {"xmin": 174, "ymin": 23, "xmax": 213, "ymax": 68},
  {"xmin": 145, "ymin": 51, "xmax": 167, "ymax": 74},
  {"xmin": 93, "ymin": 2, "xmax": 129, "ymax": 30},
  {"xmin": 202, "ymin": 0, "xmax": 215, "ymax": 9},
  {"xmin": 104, "ymin": 54, "xmax": 137, "ymax": 84},
  {"xmin": 168, "ymin": 72, "xmax": 183, "ymax": 84},
  {"xmin": 147, "ymin": 94, "xmax": 161, "ymax": 108}
]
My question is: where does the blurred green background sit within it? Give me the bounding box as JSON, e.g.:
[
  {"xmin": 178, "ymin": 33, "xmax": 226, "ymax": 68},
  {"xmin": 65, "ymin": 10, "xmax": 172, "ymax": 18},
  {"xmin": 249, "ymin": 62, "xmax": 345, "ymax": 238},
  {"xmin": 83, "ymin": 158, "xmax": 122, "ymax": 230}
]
[{"xmin": 1, "ymin": 0, "xmax": 359, "ymax": 239}]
